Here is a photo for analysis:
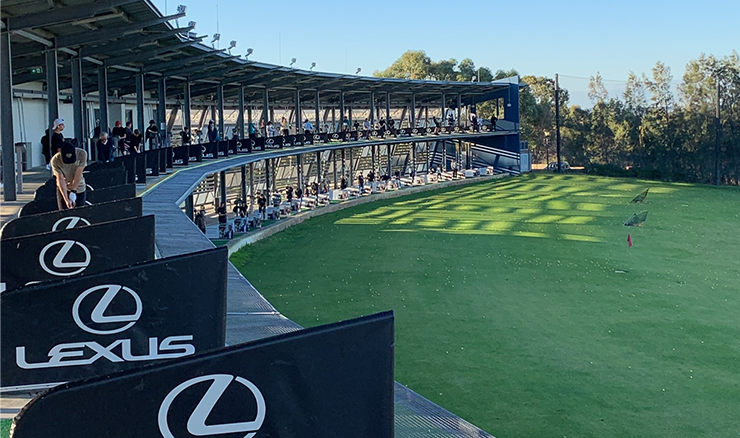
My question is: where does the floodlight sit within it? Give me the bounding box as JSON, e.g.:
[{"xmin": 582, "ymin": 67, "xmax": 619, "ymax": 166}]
[
  {"xmin": 177, "ymin": 5, "xmax": 187, "ymax": 14},
  {"xmin": 188, "ymin": 21, "xmax": 196, "ymax": 29},
  {"xmin": 229, "ymin": 40, "xmax": 237, "ymax": 49},
  {"xmin": 211, "ymin": 33, "xmax": 220, "ymax": 44},
  {"xmin": 290, "ymin": 58, "xmax": 297, "ymax": 67},
  {"xmin": 310, "ymin": 62, "xmax": 316, "ymax": 70},
  {"xmin": 356, "ymin": 67, "xmax": 362, "ymax": 75}
]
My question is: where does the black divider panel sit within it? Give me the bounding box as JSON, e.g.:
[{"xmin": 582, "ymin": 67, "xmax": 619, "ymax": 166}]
[
  {"xmin": 172, "ymin": 146, "xmax": 189, "ymax": 166},
  {"xmin": 1, "ymin": 197, "xmax": 142, "ymax": 239},
  {"xmin": 146, "ymin": 149, "xmax": 160, "ymax": 177},
  {"xmin": 10, "ymin": 312, "xmax": 394, "ymax": 438},
  {"xmin": 0, "ymin": 247, "xmax": 228, "ymax": 390},
  {"xmin": 1, "ymin": 215, "xmax": 155, "ymax": 292},
  {"xmin": 19, "ymin": 184, "xmax": 136, "ymax": 217},
  {"xmin": 164, "ymin": 147, "xmax": 173, "ymax": 169},
  {"xmin": 218, "ymin": 140, "xmax": 229, "ymax": 157},
  {"xmin": 189, "ymin": 144, "xmax": 203, "ymax": 162},
  {"xmin": 203, "ymin": 142, "xmax": 219, "ymax": 159}
]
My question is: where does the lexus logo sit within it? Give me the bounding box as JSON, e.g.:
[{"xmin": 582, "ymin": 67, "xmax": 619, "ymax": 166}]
[
  {"xmin": 313, "ymin": 134, "xmax": 320, "ymax": 140},
  {"xmin": 39, "ymin": 240, "xmax": 91, "ymax": 276},
  {"xmin": 331, "ymin": 133, "xmax": 339, "ymax": 139},
  {"xmin": 159, "ymin": 374, "xmax": 266, "ymax": 438},
  {"xmin": 384, "ymin": 131, "xmax": 392, "ymax": 136},
  {"xmin": 201, "ymin": 146, "xmax": 207, "ymax": 154},
  {"xmin": 251, "ymin": 140, "xmax": 256, "ymax": 146},
  {"xmin": 266, "ymin": 138, "xmax": 274, "ymax": 145},
  {"xmin": 52, "ymin": 216, "xmax": 91, "ymax": 231},
  {"xmin": 371, "ymin": 130, "xmax": 378, "ymax": 136},
  {"xmin": 236, "ymin": 141, "xmax": 242, "ymax": 148},
  {"xmin": 72, "ymin": 284, "xmax": 142, "ymax": 335}
]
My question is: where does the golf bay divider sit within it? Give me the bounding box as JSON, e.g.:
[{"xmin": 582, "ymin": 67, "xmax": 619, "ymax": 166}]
[
  {"xmin": 10, "ymin": 311, "xmax": 394, "ymax": 438},
  {"xmin": 0, "ymin": 215, "xmax": 155, "ymax": 292},
  {"xmin": 18, "ymin": 183, "xmax": 137, "ymax": 217},
  {"xmin": 1, "ymin": 247, "xmax": 228, "ymax": 392},
  {"xmin": 1, "ymin": 197, "xmax": 142, "ymax": 239}
]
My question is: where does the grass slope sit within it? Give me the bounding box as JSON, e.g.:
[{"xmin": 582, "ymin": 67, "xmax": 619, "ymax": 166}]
[{"xmin": 231, "ymin": 174, "xmax": 740, "ymax": 438}]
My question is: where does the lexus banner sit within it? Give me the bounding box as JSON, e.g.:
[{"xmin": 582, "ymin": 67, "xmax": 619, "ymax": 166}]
[
  {"xmin": 0, "ymin": 215, "xmax": 155, "ymax": 292},
  {"xmin": 11, "ymin": 311, "xmax": 394, "ymax": 438},
  {"xmin": 0, "ymin": 247, "xmax": 228, "ymax": 391},
  {"xmin": 1, "ymin": 197, "xmax": 142, "ymax": 240}
]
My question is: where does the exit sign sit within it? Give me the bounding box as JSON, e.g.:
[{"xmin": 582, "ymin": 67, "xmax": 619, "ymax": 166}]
[{"xmin": 30, "ymin": 67, "xmax": 43, "ymax": 74}]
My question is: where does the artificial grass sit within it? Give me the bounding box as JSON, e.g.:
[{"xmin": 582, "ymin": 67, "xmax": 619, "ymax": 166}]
[
  {"xmin": 1, "ymin": 419, "xmax": 10, "ymax": 438},
  {"xmin": 231, "ymin": 174, "xmax": 740, "ymax": 438}
]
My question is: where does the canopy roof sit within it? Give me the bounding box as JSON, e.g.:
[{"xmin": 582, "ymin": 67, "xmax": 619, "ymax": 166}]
[{"xmin": 3, "ymin": 0, "xmax": 519, "ymax": 105}]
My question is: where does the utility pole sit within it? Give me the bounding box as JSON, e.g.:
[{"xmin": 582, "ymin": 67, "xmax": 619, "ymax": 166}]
[
  {"xmin": 715, "ymin": 79, "xmax": 721, "ymax": 186},
  {"xmin": 555, "ymin": 73, "xmax": 562, "ymax": 173}
]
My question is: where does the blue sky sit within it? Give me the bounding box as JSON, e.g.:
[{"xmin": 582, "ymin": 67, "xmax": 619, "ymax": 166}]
[{"xmin": 151, "ymin": 0, "xmax": 738, "ymax": 106}]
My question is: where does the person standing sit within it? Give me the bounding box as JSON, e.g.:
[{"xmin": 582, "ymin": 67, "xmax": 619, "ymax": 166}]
[
  {"xmin": 363, "ymin": 118, "xmax": 371, "ymax": 131},
  {"xmin": 281, "ymin": 116, "xmax": 289, "ymax": 137},
  {"xmin": 41, "ymin": 120, "xmax": 64, "ymax": 170},
  {"xmin": 207, "ymin": 120, "xmax": 218, "ymax": 143},
  {"xmin": 303, "ymin": 119, "xmax": 313, "ymax": 136},
  {"xmin": 51, "ymin": 140, "xmax": 87, "ymax": 210},
  {"xmin": 358, "ymin": 173, "xmax": 364, "ymax": 192},
  {"xmin": 129, "ymin": 129, "xmax": 142, "ymax": 154},
  {"xmin": 181, "ymin": 126, "xmax": 192, "ymax": 146},
  {"xmin": 217, "ymin": 202, "xmax": 228, "ymax": 238},
  {"xmin": 342, "ymin": 116, "xmax": 350, "ymax": 132},
  {"xmin": 96, "ymin": 132, "xmax": 114, "ymax": 163},
  {"xmin": 248, "ymin": 122, "xmax": 257, "ymax": 140},
  {"xmin": 145, "ymin": 120, "xmax": 159, "ymax": 151},
  {"xmin": 194, "ymin": 209, "xmax": 207, "ymax": 234},
  {"xmin": 368, "ymin": 170, "xmax": 376, "ymax": 192},
  {"xmin": 266, "ymin": 121, "xmax": 276, "ymax": 138}
]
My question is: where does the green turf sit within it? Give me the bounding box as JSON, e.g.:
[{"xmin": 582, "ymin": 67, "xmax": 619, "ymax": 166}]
[
  {"xmin": 1, "ymin": 419, "xmax": 10, "ymax": 438},
  {"xmin": 231, "ymin": 174, "xmax": 740, "ymax": 438}
]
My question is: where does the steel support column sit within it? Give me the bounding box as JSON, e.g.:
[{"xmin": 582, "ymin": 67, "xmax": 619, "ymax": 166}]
[
  {"xmin": 157, "ymin": 77, "xmax": 167, "ymax": 138},
  {"xmin": 248, "ymin": 162, "xmax": 255, "ymax": 212},
  {"xmin": 1, "ymin": 31, "xmax": 16, "ymax": 200},
  {"xmin": 264, "ymin": 159, "xmax": 270, "ymax": 193},
  {"xmin": 240, "ymin": 165, "xmax": 247, "ymax": 201},
  {"xmin": 370, "ymin": 92, "xmax": 375, "ymax": 127},
  {"xmin": 46, "ymin": 49, "xmax": 60, "ymax": 136},
  {"xmin": 339, "ymin": 92, "xmax": 345, "ymax": 127},
  {"xmin": 97, "ymin": 66, "xmax": 109, "ymax": 138},
  {"xmin": 237, "ymin": 84, "xmax": 245, "ymax": 138},
  {"xmin": 387, "ymin": 144, "xmax": 392, "ymax": 177},
  {"xmin": 457, "ymin": 94, "xmax": 462, "ymax": 127},
  {"xmin": 314, "ymin": 90, "xmax": 320, "ymax": 132},
  {"xmin": 295, "ymin": 89, "xmax": 301, "ymax": 134},
  {"xmin": 220, "ymin": 171, "xmax": 227, "ymax": 205},
  {"xmin": 441, "ymin": 94, "xmax": 446, "ymax": 121},
  {"xmin": 135, "ymin": 70, "xmax": 145, "ymax": 133},
  {"xmin": 297, "ymin": 154, "xmax": 304, "ymax": 189},
  {"xmin": 316, "ymin": 151, "xmax": 322, "ymax": 184},
  {"xmin": 332, "ymin": 151, "xmax": 338, "ymax": 188},
  {"xmin": 185, "ymin": 194, "xmax": 194, "ymax": 221},
  {"xmin": 217, "ymin": 82, "xmax": 225, "ymax": 139},
  {"xmin": 410, "ymin": 93, "xmax": 416, "ymax": 128},
  {"xmin": 183, "ymin": 80, "xmax": 191, "ymax": 129},
  {"xmin": 386, "ymin": 92, "xmax": 391, "ymax": 123},
  {"xmin": 263, "ymin": 88, "xmax": 269, "ymax": 131},
  {"xmin": 70, "ymin": 57, "xmax": 85, "ymax": 146}
]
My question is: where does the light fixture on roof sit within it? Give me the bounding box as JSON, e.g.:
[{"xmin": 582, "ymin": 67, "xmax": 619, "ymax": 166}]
[
  {"xmin": 211, "ymin": 33, "xmax": 220, "ymax": 48},
  {"xmin": 471, "ymin": 75, "xmax": 477, "ymax": 82},
  {"xmin": 245, "ymin": 48, "xmax": 253, "ymax": 60},
  {"xmin": 356, "ymin": 68, "xmax": 362, "ymax": 75},
  {"xmin": 290, "ymin": 58, "xmax": 297, "ymax": 68},
  {"xmin": 177, "ymin": 5, "xmax": 187, "ymax": 14},
  {"xmin": 228, "ymin": 40, "xmax": 237, "ymax": 54},
  {"xmin": 188, "ymin": 21, "xmax": 196, "ymax": 29},
  {"xmin": 310, "ymin": 62, "xmax": 316, "ymax": 71}
]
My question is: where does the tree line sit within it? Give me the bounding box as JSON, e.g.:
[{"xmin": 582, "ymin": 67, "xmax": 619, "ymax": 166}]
[{"xmin": 375, "ymin": 51, "xmax": 740, "ymax": 185}]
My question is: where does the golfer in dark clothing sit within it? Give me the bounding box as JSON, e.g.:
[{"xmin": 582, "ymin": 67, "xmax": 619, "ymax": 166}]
[{"xmin": 96, "ymin": 133, "xmax": 114, "ymax": 163}]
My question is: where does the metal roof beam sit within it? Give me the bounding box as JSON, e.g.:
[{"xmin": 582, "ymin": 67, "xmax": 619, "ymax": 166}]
[
  {"xmin": 103, "ymin": 37, "xmax": 203, "ymax": 67},
  {"xmin": 56, "ymin": 12, "xmax": 185, "ymax": 48},
  {"xmin": 79, "ymin": 26, "xmax": 193, "ymax": 58},
  {"xmin": 164, "ymin": 56, "xmax": 239, "ymax": 79},
  {"xmin": 6, "ymin": 0, "xmax": 140, "ymax": 31},
  {"xmin": 142, "ymin": 47, "xmax": 225, "ymax": 73}
]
